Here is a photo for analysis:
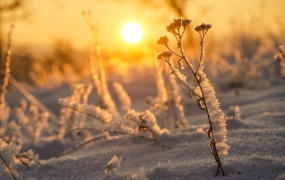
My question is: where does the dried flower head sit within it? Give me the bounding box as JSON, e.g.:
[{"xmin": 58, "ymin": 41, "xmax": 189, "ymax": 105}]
[
  {"xmin": 157, "ymin": 36, "xmax": 169, "ymax": 46},
  {"xmin": 166, "ymin": 23, "xmax": 176, "ymax": 33},
  {"xmin": 194, "ymin": 23, "xmax": 212, "ymax": 32},
  {"xmin": 182, "ymin": 18, "xmax": 192, "ymax": 28},
  {"xmin": 173, "ymin": 17, "xmax": 183, "ymax": 27},
  {"xmin": 157, "ymin": 50, "xmax": 173, "ymax": 60},
  {"xmin": 167, "ymin": 18, "xmax": 191, "ymax": 33}
]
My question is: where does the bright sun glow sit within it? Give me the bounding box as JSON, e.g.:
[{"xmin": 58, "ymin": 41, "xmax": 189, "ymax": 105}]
[{"xmin": 121, "ymin": 22, "xmax": 143, "ymax": 44}]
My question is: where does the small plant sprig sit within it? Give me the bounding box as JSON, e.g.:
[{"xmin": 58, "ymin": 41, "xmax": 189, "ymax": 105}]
[
  {"xmin": 105, "ymin": 155, "xmax": 122, "ymax": 174},
  {"xmin": 58, "ymin": 98, "xmax": 170, "ymax": 149},
  {"xmin": 274, "ymin": 45, "xmax": 285, "ymax": 81},
  {"xmin": 157, "ymin": 17, "xmax": 230, "ymax": 176},
  {"xmin": 15, "ymin": 149, "xmax": 41, "ymax": 170},
  {"xmin": 0, "ymin": 139, "xmax": 41, "ymax": 180},
  {"xmin": 0, "ymin": 139, "xmax": 19, "ymax": 180},
  {"xmin": 57, "ymin": 84, "xmax": 93, "ymax": 140}
]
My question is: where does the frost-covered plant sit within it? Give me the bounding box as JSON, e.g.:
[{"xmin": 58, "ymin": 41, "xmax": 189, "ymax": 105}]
[
  {"xmin": 129, "ymin": 167, "xmax": 148, "ymax": 180},
  {"xmin": 27, "ymin": 102, "xmax": 47, "ymax": 142},
  {"xmin": 0, "ymin": 25, "xmax": 14, "ymax": 134},
  {"xmin": 83, "ymin": 11, "xmax": 120, "ymax": 118},
  {"xmin": 58, "ymin": 97, "xmax": 169, "ymax": 145},
  {"xmin": 58, "ymin": 98, "xmax": 113, "ymax": 128},
  {"xmin": 112, "ymin": 82, "xmax": 132, "ymax": 113},
  {"xmin": 0, "ymin": 139, "xmax": 41, "ymax": 180},
  {"xmin": 274, "ymin": 45, "xmax": 285, "ymax": 81},
  {"xmin": 147, "ymin": 65, "xmax": 169, "ymax": 128},
  {"xmin": 15, "ymin": 149, "xmax": 41, "ymax": 170},
  {"xmin": 11, "ymin": 99, "xmax": 50, "ymax": 143},
  {"xmin": 125, "ymin": 109, "xmax": 169, "ymax": 141},
  {"xmin": 9, "ymin": 76, "xmax": 59, "ymax": 132},
  {"xmin": 147, "ymin": 64, "xmax": 186, "ymax": 129},
  {"xmin": 57, "ymin": 84, "xmax": 93, "ymax": 140},
  {"xmin": 226, "ymin": 105, "xmax": 241, "ymax": 120},
  {"xmin": 165, "ymin": 67, "xmax": 188, "ymax": 128},
  {"xmin": 89, "ymin": 55, "xmax": 120, "ymax": 118},
  {"xmin": 0, "ymin": 139, "xmax": 19, "ymax": 180},
  {"xmin": 105, "ymin": 155, "xmax": 122, "ymax": 174},
  {"xmin": 157, "ymin": 18, "xmax": 230, "ymax": 176},
  {"xmin": 2, "ymin": 121, "xmax": 23, "ymax": 146}
]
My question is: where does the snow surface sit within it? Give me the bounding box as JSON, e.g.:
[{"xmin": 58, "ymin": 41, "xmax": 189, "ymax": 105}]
[{"xmin": 5, "ymin": 77, "xmax": 285, "ymax": 180}]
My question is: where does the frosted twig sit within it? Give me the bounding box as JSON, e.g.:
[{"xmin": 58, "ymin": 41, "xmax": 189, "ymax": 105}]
[
  {"xmin": 62, "ymin": 135, "xmax": 106, "ymax": 156},
  {"xmin": 0, "ymin": 153, "xmax": 17, "ymax": 180}
]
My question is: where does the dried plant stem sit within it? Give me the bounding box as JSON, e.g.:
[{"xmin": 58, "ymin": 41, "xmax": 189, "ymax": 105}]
[
  {"xmin": 0, "ymin": 153, "xmax": 17, "ymax": 180},
  {"xmin": 178, "ymin": 31, "xmax": 225, "ymax": 177},
  {"xmin": 62, "ymin": 135, "xmax": 106, "ymax": 156}
]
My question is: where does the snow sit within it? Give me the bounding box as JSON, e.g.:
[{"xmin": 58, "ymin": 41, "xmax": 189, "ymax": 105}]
[{"xmin": 3, "ymin": 73, "xmax": 285, "ymax": 180}]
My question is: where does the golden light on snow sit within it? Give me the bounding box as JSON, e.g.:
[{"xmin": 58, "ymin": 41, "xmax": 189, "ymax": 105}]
[{"xmin": 121, "ymin": 22, "xmax": 143, "ymax": 44}]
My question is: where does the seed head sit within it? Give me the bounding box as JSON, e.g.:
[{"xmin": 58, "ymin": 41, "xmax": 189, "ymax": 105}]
[
  {"xmin": 195, "ymin": 23, "xmax": 212, "ymax": 32},
  {"xmin": 157, "ymin": 36, "xmax": 169, "ymax": 46},
  {"xmin": 157, "ymin": 50, "xmax": 173, "ymax": 60},
  {"xmin": 173, "ymin": 17, "xmax": 183, "ymax": 27},
  {"xmin": 182, "ymin": 18, "xmax": 192, "ymax": 28},
  {"xmin": 166, "ymin": 23, "xmax": 176, "ymax": 33}
]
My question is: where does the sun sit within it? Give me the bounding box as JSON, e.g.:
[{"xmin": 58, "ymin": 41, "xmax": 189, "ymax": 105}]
[{"xmin": 121, "ymin": 22, "xmax": 143, "ymax": 44}]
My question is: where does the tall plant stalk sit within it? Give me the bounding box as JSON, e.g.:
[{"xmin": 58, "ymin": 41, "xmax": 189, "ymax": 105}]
[
  {"xmin": 157, "ymin": 18, "xmax": 230, "ymax": 176},
  {"xmin": 82, "ymin": 11, "xmax": 119, "ymax": 118},
  {"xmin": 0, "ymin": 24, "xmax": 14, "ymax": 137}
]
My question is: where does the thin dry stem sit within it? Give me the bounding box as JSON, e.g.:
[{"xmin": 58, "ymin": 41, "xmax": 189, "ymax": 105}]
[
  {"xmin": 62, "ymin": 135, "xmax": 106, "ymax": 156},
  {"xmin": 0, "ymin": 153, "xmax": 17, "ymax": 180}
]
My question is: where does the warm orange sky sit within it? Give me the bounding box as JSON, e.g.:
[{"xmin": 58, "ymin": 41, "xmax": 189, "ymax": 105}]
[{"xmin": 2, "ymin": 0, "xmax": 285, "ymax": 51}]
